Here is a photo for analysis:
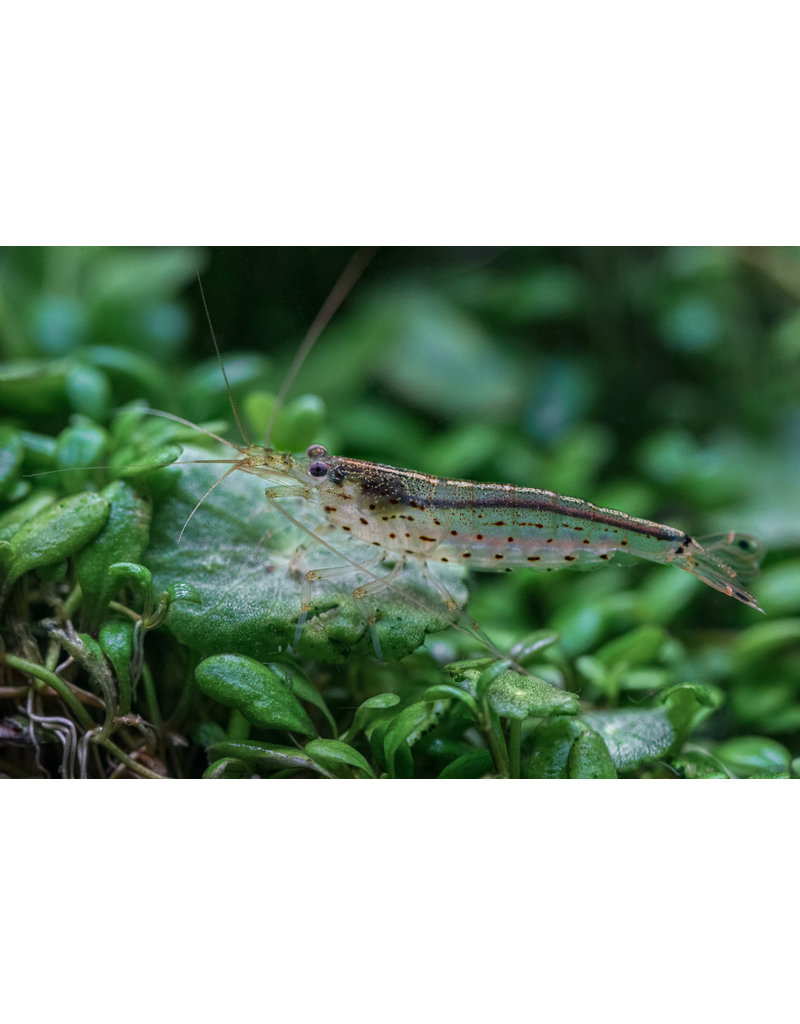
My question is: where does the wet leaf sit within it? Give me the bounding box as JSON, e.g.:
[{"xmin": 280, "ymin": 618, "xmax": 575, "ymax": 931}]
[
  {"xmin": 3, "ymin": 492, "xmax": 110, "ymax": 592},
  {"xmin": 195, "ymin": 654, "xmax": 316, "ymax": 736},
  {"xmin": 486, "ymin": 669, "xmax": 579, "ymax": 720},
  {"xmin": 165, "ymin": 581, "xmax": 202, "ymax": 605},
  {"xmin": 340, "ymin": 692, "xmax": 401, "ymax": 743},
  {"xmin": 0, "ymin": 491, "xmax": 57, "ymax": 544},
  {"xmin": 383, "ymin": 701, "xmax": 442, "ymax": 778},
  {"xmin": 527, "ymin": 718, "xmax": 583, "ymax": 778},
  {"xmin": 713, "ymin": 736, "xmax": 791, "ymax": 778},
  {"xmin": 580, "ymin": 708, "xmax": 675, "ymax": 772},
  {"xmin": 75, "ymin": 481, "xmax": 152, "ymax": 628},
  {"xmin": 439, "ymin": 750, "xmax": 494, "ymax": 778},
  {"xmin": 205, "ymin": 739, "xmax": 322, "ymax": 775},
  {"xmin": 98, "ymin": 618, "xmax": 135, "ymax": 716},
  {"xmin": 54, "ymin": 420, "xmax": 109, "ymax": 490},
  {"xmin": 446, "ymin": 659, "xmax": 578, "ymax": 719},
  {"xmin": 568, "ymin": 727, "xmax": 618, "ymax": 778},
  {"xmin": 304, "ymin": 739, "xmax": 375, "ymax": 778},
  {"xmin": 659, "ymin": 682, "xmax": 724, "ymax": 739}
]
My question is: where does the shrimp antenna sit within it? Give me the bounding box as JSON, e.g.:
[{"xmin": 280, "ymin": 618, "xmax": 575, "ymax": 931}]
[
  {"xmin": 178, "ymin": 463, "xmax": 243, "ymax": 542},
  {"xmin": 265, "ymin": 247, "xmax": 376, "ymax": 448},
  {"xmin": 194, "ymin": 251, "xmax": 251, "ymax": 447},
  {"xmin": 141, "ymin": 408, "xmax": 246, "ymax": 454}
]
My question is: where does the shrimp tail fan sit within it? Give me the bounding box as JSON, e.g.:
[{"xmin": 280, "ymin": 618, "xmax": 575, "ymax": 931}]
[{"xmin": 683, "ymin": 532, "xmax": 765, "ymax": 612}]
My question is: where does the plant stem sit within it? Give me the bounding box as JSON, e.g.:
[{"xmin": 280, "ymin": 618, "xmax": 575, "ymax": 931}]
[
  {"xmin": 108, "ymin": 601, "xmax": 141, "ymax": 623},
  {"xmin": 142, "ymin": 662, "xmax": 161, "ymax": 725},
  {"xmin": 100, "ymin": 738, "xmax": 164, "ymax": 779},
  {"xmin": 482, "ymin": 701, "xmax": 510, "ymax": 778},
  {"xmin": 62, "ymin": 585, "xmax": 82, "ymax": 620},
  {"xmin": 509, "ymin": 720, "xmax": 522, "ymax": 778},
  {"xmin": 4, "ymin": 653, "xmax": 95, "ymax": 731}
]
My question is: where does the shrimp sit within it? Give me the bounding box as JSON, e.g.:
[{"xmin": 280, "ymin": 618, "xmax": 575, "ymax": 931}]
[
  {"xmin": 156, "ymin": 249, "xmax": 765, "ymax": 659},
  {"xmin": 201, "ymin": 437, "xmax": 764, "ymax": 613}
]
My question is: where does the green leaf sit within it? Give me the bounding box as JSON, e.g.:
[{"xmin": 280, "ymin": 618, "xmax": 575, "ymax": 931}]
[
  {"xmin": 527, "ymin": 718, "xmax": 584, "ymax": 778},
  {"xmin": 205, "ymin": 739, "xmax": 323, "ymax": 775},
  {"xmin": 3, "ymin": 492, "xmax": 110, "ymax": 592},
  {"xmin": 0, "ymin": 491, "xmax": 57, "ymax": 544},
  {"xmin": 733, "ymin": 619, "xmax": 800, "ymax": 665},
  {"xmin": 383, "ymin": 701, "xmax": 442, "ymax": 778},
  {"xmin": 165, "ymin": 581, "xmax": 202, "ymax": 605},
  {"xmin": 0, "ymin": 359, "xmax": 70, "ymax": 418},
  {"xmin": 568, "ymin": 727, "xmax": 618, "ymax": 778},
  {"xmin": 86, "ymin": 247, "xmax": 197, "ymax": 305},
  {"xmin": 439, "ymin": 749, "xmax": 494, "ymax": 779},
  {"xmin": 756, "ymin": 560, "xmax": 800, "ymax": 615},
  {"xmin": 0, "ymin": 426, "xmax": 24, "ymax": 499},
  {"xmin": 659, "ymin": 682, "xmax": 724, "ymax": 740},
  {"xmin": 98, "ymin": 618, "xmax": 136, "ymax": 716},
  {"xmin": 580, "ymin": 708, "xmax": 675, "ymax": 772},
  {"xmin": 422, "ymin": 683, "xmax": 481, "ymax": 719},
  {"xmin": 263, "ymin": 394, "xmax": 327, "ymax": 453},
  {"xmin": 195, "ymin": 654, "xmax": 316, "ymax": 736},
  {"xmin": 485, "ymin": 669, "xmax": 579, "ymax": 720},
  {"xmin": 304, "ymin": 739, "xmax": 375, "ymax": 778},
  {"xmin": 511, "ymin": 629, "xmax": 561, "ymax": 666},
  {"xmin": 65, "ymin": 363, "xmax": 112, "ymax": 419},
  {"xmin": 285, "ymin": 669, "xmax": 338, "ymax": 738},
  {"xmin": 594, "ymin": 624, "xmax": 666, "ymax": 669},
  {"xmin": 146, "ymin": 451, "xmax": 468, "ymax": 663},
  {"xmin": 669, "ymin": 748, "xmax": 732, "ymax": 779},
  {"xmin": 193, "ymin": 722, "xmax": 228, "ymax": 748},
  {"xmin": 54, "ymin": 420, "xmax": 109, "ymax": 490},
  {"xmin": 340, "ymin": 692, "xmax": 401, "ymax": 743},
  {"xmin": 445, "ymin": 658, "xmax": 578, "ymax": 719},
  {"xmin": 106, "ymin": 562, "xmax": 154, "ymax": 610},
  {"xmin": 75, "ymin": 481, "xmax": 152, "ymax": 628},
  {"xmin": 713, "ymin": 736, "xmax": 792, "ymax": 778},
  {"xmin": 111, "ymin": 442, "xmax": 183, "ymax": 481},
  {"xmin": 203, "ymin": 757, "xmax": 254, "ymax": 778}
]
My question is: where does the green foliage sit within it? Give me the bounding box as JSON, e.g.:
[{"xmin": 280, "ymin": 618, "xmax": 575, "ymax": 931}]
[{"xmin": 1, "ymin": 246, "xmax": 798, "ymax": 778}]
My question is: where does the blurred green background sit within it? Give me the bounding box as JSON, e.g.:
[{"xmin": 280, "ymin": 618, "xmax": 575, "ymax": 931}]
[
  {"xmin": 2, "ymin": 246, "xmax": 800, "ymax": 775},
  {"xmin": 3, "ymin": 246, "xmax": 797, "ymax": 544}
]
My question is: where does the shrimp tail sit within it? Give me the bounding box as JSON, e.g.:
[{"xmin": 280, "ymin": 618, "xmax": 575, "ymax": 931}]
[{"xmin": 679, "ymin": 532, "xmax": 765, "ymax": 612}]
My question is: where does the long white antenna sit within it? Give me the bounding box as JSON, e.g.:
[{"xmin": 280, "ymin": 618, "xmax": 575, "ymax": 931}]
[
  {"xmin": 265, "ymin": 247, "xmax": 376, "ymax": 447},
  {"xmin": 178, "ymin": 463, "xmax": 243, "ymax": 542},
  {"xmin": 194, "ymin": 251, "xmax": 251, "ymax": 447},
  {"xmin": 141, "ymin": 408, "xmax": 245, "ymax": 453}
]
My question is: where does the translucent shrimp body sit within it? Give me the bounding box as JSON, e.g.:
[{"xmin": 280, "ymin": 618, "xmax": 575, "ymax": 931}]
[{"xmin": 237, "ymin": 444, "xmax": 764, "ymax": 612}]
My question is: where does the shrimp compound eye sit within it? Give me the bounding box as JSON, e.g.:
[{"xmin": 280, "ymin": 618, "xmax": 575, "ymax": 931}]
[
  {"xmin": 306, "ymin": 444, "xmax": 328, "ymax": 458},
  {"xmin": 307, "ymin": 461, "xmax": 329, "ymax": 479}
]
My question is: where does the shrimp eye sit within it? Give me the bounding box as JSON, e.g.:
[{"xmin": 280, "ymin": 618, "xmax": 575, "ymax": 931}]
[
  {"xmin": 308, "ymin": 461, "xmax": 329, "ymax": 479},
  {"xmin": 306, "ymin": 444, "xmax": 328, "ymax": 458}
]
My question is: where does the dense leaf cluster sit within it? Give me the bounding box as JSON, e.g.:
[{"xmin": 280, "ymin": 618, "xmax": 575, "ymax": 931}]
[{"xmin": 1, "ymin": 247, "xmax": 798, "ymax": 778}]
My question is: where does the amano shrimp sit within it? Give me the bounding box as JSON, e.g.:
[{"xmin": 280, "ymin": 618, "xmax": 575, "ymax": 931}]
[
  {"xmin": 204, "ymin": 437, "xmax": 764, "ymax": 613},
  {"xmin": 165, "ymin": 249, "xmax": 765, "ymax": 657}
]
